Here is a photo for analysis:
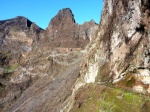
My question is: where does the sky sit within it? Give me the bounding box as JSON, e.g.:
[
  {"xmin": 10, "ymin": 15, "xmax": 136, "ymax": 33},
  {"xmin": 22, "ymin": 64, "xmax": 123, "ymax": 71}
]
[{"xmin": 0, "ymin": 0, "xmax": 103, "ymax": 29}]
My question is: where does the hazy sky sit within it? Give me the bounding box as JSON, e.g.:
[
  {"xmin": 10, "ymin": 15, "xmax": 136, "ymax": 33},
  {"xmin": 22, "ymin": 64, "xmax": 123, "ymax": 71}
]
[{"xmin": 0, "ymin": 0, "xmax": 103, "ymax": 29}]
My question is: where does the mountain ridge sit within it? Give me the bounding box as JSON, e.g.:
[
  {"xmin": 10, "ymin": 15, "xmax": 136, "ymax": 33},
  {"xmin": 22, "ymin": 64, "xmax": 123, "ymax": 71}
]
[
  {"xmin": 0, "ymin": 8, "xmax": 98, "ymax": 112},
  {"xmin": 1, "ymin": 1, "xmax": 149, "ymax": 111}
]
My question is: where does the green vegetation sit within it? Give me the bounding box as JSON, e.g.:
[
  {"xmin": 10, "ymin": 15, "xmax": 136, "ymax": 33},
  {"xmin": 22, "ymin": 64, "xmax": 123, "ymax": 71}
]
[
  {"xmin": 0, "ymin": 64, "xmax": 19, "ymax": 91},
  {"xmin": 4, "ymin": 64, "xmax": 19, "ymax": 74},
  {"xmin": 122, "ymin": 76, "xmax": 136, "ymax": 87},
  {"xmin": 71, "ymin": 84, "xmax": 150, "ymax": 112}
]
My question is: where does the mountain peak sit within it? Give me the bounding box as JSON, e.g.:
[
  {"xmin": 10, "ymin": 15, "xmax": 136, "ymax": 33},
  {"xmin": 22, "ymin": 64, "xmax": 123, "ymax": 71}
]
[
  {"xmin": 57, "ymin": 8, "xmax": 75, "ymax": 23},
  {"xmin": 47, "ymin": 8, "xmax": 76, "ymax": 35},
  {"xmin": 58, "ymin": 8, "xmax": 73, "ymax": 16},
  {"xmin": 14, "ymin": 16, "xmax": 27, "ymax": 19}
]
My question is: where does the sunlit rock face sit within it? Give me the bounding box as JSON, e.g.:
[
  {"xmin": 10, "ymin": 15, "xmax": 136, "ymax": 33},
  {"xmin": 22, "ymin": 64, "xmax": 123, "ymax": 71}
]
[
  {"xmin": 80, "ymin": 0, "xmax": 150, "ymax": 94},
  {"xmin": 0, "ymin": 0, "xmax": 150, "ymax": 111},
  {"xmin": 62, "ymin": 0, "xmax": 150, "ymax": 112},
  {"xmin": 0, "ymin": 16, "xmax": 43, "ymax": 64},
  {"xmin": 45, "ymin": 8, "xmax": 98, "ymax": 48},
  {"xmin": 0, "ymin": 16, "xmax": 44, "ymax": 112}
]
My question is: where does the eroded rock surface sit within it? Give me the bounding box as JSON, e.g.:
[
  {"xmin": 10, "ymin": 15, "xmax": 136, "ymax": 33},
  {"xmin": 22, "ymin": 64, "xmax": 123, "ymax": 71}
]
[
  {"xmin": 1, "ymin": 0, "xmax": 149, "ymax": 111},
  {"xmin": 62, "ymin": 0, "xmax": 150, "ymax": 112},
  {"xmin": 80, "ymin": 0, "xmax": 150, "ymax": 94},
  {"xmin": 0, "ymin": 8, "xmax": 97, "ymax": 112},
  {"xmin": 0, "ymin": 16, "xmax": 43, "ymax": 64},
  {"xmin": 45, "ymin": 8, "xmax": 98, "ymax": 48}
]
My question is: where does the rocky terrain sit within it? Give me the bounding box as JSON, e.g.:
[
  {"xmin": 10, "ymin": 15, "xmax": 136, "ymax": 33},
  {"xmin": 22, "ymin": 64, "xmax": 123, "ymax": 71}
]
[
  {"xmin": 64, "ymin": 0, "xmax": 150, "ymax": 112},
  {"xmin": 0, "ymin": 0, "xmax": 150, "ymax": 112},
  {"xmin": 45, "ymin": 8, "xmax": 98, "ymax": 48},
  {"xmin": 0, "ymin": 8, "xmax": 97, "ymax": 112}
]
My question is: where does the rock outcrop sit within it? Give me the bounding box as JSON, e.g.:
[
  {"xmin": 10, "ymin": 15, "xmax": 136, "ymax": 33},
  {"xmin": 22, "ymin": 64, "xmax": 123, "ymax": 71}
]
[
  {"xmin": 0, "ymin": 16, "xmax": 44, "ymax": 112},
  {"xmin": 1, "ymin": 1, "xmax": 149, "ymax": 111},
  {"xmin": 45, "ymin": 8, "xmax": 98, "ymax": 48},
  {"xmin": 61, "ymin": 0, "xmax": 150, "ymax": 112},
  {"xmin": 0, "ymin": 8, "xmax": 98, "ymax": 112},
  {"xmin": 90, "ymin": 0, "xmax": 150, "ymax": 93},
  {"xmin": 0, "ymin": 16, "xmax": 43, "ymax": 65}
]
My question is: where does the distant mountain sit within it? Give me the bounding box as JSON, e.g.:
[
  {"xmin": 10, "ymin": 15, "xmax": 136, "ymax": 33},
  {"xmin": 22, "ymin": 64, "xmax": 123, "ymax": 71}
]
[
  {"xmin": 0, "ymin": 16, "xmax": 43, "ymax": 33},
  {"xmin": 0, "ymin": 16, "xmax": 43, "ymax": 66}
]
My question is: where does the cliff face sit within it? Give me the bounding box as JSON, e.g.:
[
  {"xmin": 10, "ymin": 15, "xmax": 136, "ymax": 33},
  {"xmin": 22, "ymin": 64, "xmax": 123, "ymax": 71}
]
[
  {"xmin": 96, "ymin": 0, "xmax": 150, "ymax": 93},
  {"xmin": 80, "ymin": 0, "xmax": 150, "ymax": 93},
  {"xmin": 0, "ymin": 16, "xmax": 43, "ymax": 65},
  {"xmin": 45, "ymin": 8, "xmax": 98, "ymax": 48},
  {"xmin": 1, "ymin": 1, "xmax": 149, "ymax": 111},
  {"xmin": 63, "ymin": 0, "xmax": 150, "ymax": 111},
  {"xmin": 0, "ymin": 16, "xmax": 44, "ymax": 112}
]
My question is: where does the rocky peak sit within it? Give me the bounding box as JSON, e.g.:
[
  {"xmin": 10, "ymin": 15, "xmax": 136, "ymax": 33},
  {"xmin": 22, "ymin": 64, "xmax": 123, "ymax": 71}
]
[
  {"xmin": 45, "ymin": 8, "xmax": 98, "ymax": 48},
  {"xmin": 0, "ymin": 16, "xmax": 43, "ymax": 67},
  {"xmin": 61, "ymin": 0, "xmax": 150, "ymax": 111},
  {"xmin": 52, "ymin": 8, "xmax": 75, "ymax": 24},
  {"xmin": 0, "ymin": 16, "xmax": 43, "ymax": 35},
  {"xmin": 57, "ymin": 8, "xmax": 75, "ymax": 22},
  {"xmin": 46, "ymin": 8, "xmax": 75, "ymax": 35},
  {"xmin": 0, "ymin": 16, "xmax": 30, "ymax": 31},
  {"xmin": 81, "ymin": 20, "xmax": 98, "ymax": 29},
  {"xmin": 1, "ymin": 1, "xmax": 150, "ymax": 112}
]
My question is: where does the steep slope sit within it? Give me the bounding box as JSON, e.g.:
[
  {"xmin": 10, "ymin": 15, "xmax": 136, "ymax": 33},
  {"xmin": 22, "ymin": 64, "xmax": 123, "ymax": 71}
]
[
  {"xmin": 6, "ymin": 63, "xmax": 80, "ymax": 112},
  {"xmin": 0, "ymin": 8, "xmax": 99, "ymax": 112},
  {"xmin": 0, "ymin": 16, "xmax": 43, "ymax": 65},
  {"xmin": 62, "ymin": 0, "xmax": 150, "ymax": 112},
  {"xmin": 89, "ymin": 0, "xmax": 150, "ymax": 93},
  {"xmin": 45, "ymin": 8, "xmax": 98, "ymax": 48},
  {"xmin": 4, "ymin": 2, "xmax": 149, "ymax": 111},
  {"xmin": 0, "ymin": 16, "xmax": 44, "ymax": 112}
]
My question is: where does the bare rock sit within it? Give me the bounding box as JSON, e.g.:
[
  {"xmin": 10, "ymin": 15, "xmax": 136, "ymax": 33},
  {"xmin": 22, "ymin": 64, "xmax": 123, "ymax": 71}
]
[
  {"xmin": 45, "ymin": 8, "xmax": 98, "ymax": 48},
  {"xmin": 79, "ymin": 0, "xmax": 150, "ymax": 95}
]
